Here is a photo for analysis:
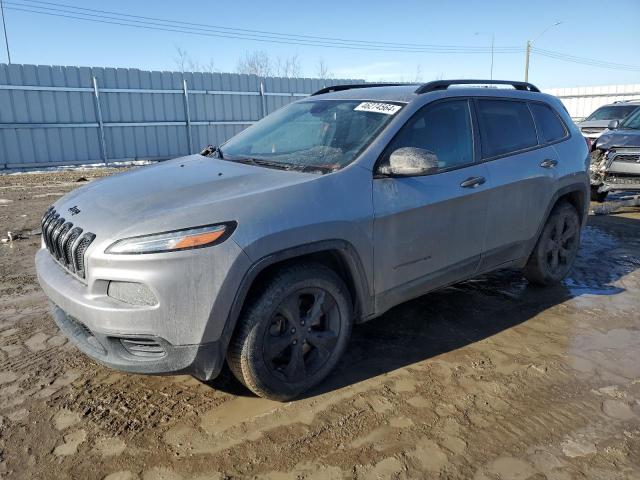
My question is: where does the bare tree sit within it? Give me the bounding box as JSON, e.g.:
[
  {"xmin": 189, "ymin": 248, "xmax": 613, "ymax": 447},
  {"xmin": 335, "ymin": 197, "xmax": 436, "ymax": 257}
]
[
  {"xmin": 174, "ymin": 46, "xmax": 219, "ymax": 73},
  {"xmin": 315, "ymin": 58, "xmax": 334, "ymax": 80},
  {"xmin": 174, "ymin": 46, "xmax": 190, "ymax": 73},
  {"xmin": 236, "ymin": 50, "xmax": 273, "ymax": 77},
  {"xmin": 275, "ymin": 54, "xmax": 301, "ymax": 78},
  {"xmin": 413, "ymin": 65, "xmax": 423, "ymax": 83},
  {"xmin": 236, "ymin": 50, "xmax": 301, "ymax": 78}
]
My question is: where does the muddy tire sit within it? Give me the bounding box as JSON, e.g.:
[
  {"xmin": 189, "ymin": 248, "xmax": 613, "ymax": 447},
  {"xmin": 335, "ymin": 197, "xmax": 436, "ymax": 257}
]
[
  {"xmin": 590, "ymin": 185, "xmax": 608, "ymax": 203},
  {"xmin": 524, "ymin": 201, "xmax": 581, "ymax": 286},
  {"xmin": 226, "ymin": 263, "xmax": 353, "ymax": 401}
]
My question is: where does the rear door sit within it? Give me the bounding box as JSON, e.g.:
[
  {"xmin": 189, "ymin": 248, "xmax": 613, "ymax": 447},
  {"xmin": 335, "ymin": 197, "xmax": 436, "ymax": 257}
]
[
  {"xmin": 372, "ymin": 98, "xmax": 491, "ymax": 307},
  {"xmin": 476, "ymin": 99, "xmax": 566, "ymax": 270}
]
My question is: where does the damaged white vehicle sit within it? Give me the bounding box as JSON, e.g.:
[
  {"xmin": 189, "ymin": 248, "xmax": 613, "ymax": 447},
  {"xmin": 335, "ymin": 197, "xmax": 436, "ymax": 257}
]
[{"xmin": 590, "ymin": 109, "xmax": 640, "ymax": 202}]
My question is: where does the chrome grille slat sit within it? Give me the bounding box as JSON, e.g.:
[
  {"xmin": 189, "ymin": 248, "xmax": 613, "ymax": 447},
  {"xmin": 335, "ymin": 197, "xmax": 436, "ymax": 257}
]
[
  {"xmin": 43, "ymin": 212, "xmax": 60, "ymax": 250},
  {"xmin": 54, "ymin": 222, "xmax": 73, "ymax": 259},
  {"xmin": 62, "ymin": 227, "xmax": 83, "ymax": 269},
  {"xmin": 50, "ymin": 218, "xmax": 67, "ymax": 260},
  {"xmin": 74, "ymin": 233, "xmax": 96, "ymax": 278},
  {"xmin": 40, "ymin": 208, "xmax": 95, "ymax": 279}
]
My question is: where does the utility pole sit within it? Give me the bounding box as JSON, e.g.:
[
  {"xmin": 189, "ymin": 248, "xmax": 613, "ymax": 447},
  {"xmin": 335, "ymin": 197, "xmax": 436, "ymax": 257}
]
[
  {"xmin": 0, "ymin": 0, "xmax": 10, "ymax": 64},
  {"xmin": 524, "ymin": 22, "xmax": 562, "ymax": 82},
  {"xmin": 524, "ymin": 40, "xmax": 531, "ymax": 82}
]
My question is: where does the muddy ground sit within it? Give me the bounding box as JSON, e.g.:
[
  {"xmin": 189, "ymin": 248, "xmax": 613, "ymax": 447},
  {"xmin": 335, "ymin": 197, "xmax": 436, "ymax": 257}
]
[{"xmin": 0, "ymin": 168, "xmax": 639, "ymax": 480}]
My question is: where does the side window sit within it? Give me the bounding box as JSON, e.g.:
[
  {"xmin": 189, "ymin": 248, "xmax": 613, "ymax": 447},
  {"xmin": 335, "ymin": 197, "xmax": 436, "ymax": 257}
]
[
  {"xmin": 386, "ymin": 99, "xmax": 474, "ymax": 171},
  {"xmin": 529, "ymin": 103, "xmax": 567, "ymax": 143},
  {"xmin": 476, "ymin": 99, "xmax": 538, "ymax": 158}
]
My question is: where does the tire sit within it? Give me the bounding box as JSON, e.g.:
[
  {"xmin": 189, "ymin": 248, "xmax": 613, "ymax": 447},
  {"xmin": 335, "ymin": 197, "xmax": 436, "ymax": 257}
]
[
  {"xmin": 590, "ymin": 185, "xmax": 608, "ymax": 203},
  {"xmin": 524, "ymin": 201, "xmax": 581, "ymax": 286},
  {"xmin": 226, "ymin": 263, "xmax": 353, "ymax": 401}
]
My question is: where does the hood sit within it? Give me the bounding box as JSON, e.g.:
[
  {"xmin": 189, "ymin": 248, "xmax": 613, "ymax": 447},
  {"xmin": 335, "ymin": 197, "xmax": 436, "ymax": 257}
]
[
  {"xmin": 596, "ymin": 128, "xmax": 640, "ymax": 150},
  {"xmin": 578, "ymin": 120, "xmax": 611, "ymax": 129},
  {"xmin": 51, "ymin": 155, "xmax": 315, "ymax": 240}
]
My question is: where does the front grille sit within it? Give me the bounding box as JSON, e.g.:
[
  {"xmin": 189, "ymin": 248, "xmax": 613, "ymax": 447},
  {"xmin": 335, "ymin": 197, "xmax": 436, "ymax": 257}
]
[
  {"xmin": 41, "ymin": 207, "xmax": 96, "ymax": 279},
  {"xmin": 610, "ymin": 149, "xmax": 640, "ymax": 163},
  {"xmin": 581, "ymin": 127, "xmax": 604, "ymax": 134},
  {"xmin": 604, "ymin": 173, "xmax": 640, "ymax": 185},
  {"xmin": 612, "ymin": 154, "xmax": 640, "ymax": 164}
]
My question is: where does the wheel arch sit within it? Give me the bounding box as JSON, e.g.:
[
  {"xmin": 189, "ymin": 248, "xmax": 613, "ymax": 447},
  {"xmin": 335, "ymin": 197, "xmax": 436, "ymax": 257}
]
[
  {"xmin": 217, "ymin": 240, "xmax": 373, "ymax": 363},
  {"xmin": 524, "ymin": 181, "xmax": 589, "ymax": 262}
]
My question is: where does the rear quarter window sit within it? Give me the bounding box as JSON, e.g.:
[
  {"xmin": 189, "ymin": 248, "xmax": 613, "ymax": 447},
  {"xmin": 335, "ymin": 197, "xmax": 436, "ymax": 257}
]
[
  {"xmin": 529, "ymin": 103, "xmax": 567, "ymax": 143},
  {"xmin": 476, "ymin": 99, "xmax": 538, "ymax": 158}
]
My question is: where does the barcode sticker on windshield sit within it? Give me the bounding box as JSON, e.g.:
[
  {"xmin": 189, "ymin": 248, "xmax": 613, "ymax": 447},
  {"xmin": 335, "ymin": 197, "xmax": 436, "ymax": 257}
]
[{"xmin": 354, "ymin": 102, "xmax": 401, "ymax": 115}]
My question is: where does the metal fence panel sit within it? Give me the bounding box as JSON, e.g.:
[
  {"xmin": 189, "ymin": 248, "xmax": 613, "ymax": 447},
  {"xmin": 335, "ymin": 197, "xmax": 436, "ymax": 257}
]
[
  {"xmin": 543, "ymin": 84, "xmax": 640, "ymax": 121},
  {"xmin": 0, "ymin": 63, "xmax": 362, "ymax": 169}
]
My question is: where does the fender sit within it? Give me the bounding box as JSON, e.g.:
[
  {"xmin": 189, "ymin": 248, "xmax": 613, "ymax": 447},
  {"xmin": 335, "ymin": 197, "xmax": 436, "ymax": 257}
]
[
  {"xmin": 521, "ymin": 180, "xmax": 589, "ymax": 262},
  {"xmin": 213, "ymin": 239, "xmax": 373, "ymax": 365}
]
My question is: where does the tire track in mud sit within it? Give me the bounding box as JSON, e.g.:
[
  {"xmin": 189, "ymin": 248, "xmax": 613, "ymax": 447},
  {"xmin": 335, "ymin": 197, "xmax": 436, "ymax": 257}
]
[{"xmin": 58, "ymin": 374, "xmax": 231, "ymax": 436}]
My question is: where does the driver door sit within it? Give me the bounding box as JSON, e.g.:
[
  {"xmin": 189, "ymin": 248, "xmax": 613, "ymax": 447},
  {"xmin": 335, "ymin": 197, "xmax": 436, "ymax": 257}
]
[{"xmin": 372, "ymin": 98, "xmax": 491, "ymax": 309}]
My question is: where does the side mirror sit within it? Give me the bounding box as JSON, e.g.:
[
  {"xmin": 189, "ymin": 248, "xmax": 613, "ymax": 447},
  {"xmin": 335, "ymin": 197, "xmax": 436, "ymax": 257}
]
[
  {"xmin": 608, "ymin": 119, "xmax": 620, "ymax": 130},
  {"xmin": 379, "ymin": 147, "xmax": 439, "ymax": 177}
]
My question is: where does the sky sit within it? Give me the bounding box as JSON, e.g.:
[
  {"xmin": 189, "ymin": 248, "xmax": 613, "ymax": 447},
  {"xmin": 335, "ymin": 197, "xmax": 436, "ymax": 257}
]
[{"xmin": 0, "ymin": 0, "xmax": 639, "ymax": 89}]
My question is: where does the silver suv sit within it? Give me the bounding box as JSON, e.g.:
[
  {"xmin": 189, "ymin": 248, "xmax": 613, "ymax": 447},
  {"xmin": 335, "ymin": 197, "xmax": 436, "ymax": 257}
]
[
  {"xmin": 578, "ymin": 100, "xmax": 640, "ymax": 140},
  {"xmin": 36, "ymin": 80, "xmax": 589, "ymax": 400}
]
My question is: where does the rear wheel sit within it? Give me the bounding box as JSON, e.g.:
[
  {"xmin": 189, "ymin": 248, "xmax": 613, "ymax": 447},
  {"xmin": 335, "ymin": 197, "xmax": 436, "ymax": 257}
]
[
  {"xmin": 590, "ymin": 185, "xmax": 608, "ymax": 203},
  {"xmin": 524, "ymin": 201, "xmax": 581, "ymax": 286},
  {"xmin": 226, "ymin": 263, "xmax": 353, "ymax": 401}
]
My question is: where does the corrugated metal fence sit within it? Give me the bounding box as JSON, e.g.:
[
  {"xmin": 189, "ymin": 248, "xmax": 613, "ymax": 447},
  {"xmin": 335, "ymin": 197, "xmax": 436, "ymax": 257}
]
[
  {"xmin": 0, "ymin": 63, "xmax": 363, "ymax": 170},
  {"xmin": 543, "ymin": 84, "xmax": 640, "ymax": 122}
]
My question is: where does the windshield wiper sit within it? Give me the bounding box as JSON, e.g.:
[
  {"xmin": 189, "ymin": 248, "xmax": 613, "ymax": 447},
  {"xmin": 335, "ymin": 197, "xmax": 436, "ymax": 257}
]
[
  {"xmin": 229, "ymin": 157, "xmax": 331, "ymax": 174},
  {"xmin": 232, "ymin": 157, "xmax": 290, "ymax": 170}
]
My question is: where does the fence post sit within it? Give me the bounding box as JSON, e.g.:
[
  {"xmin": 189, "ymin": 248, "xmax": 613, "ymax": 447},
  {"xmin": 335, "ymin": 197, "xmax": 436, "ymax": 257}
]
[
  {"xmin": 259, "ymin": 80, "xmax": 267, "ymax": 119},
  {"xmin": 182, "ymin": 79, "xmax": 193, "ymax": 154},
  {"xmin": 92, "ymin": 77, "xmax": 108, "ymax": 166}
]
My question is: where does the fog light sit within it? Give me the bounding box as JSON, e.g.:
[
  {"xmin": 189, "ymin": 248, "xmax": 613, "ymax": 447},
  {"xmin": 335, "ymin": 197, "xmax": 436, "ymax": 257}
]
[{"xmin": 107, "ymin": 281, "xmax": 157, "ymax": 306}]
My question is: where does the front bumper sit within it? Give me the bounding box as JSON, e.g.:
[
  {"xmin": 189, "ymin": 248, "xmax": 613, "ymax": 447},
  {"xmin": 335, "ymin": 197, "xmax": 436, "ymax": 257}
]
[
  {"xmin": 35, "ymin": 233, "xmax": 252, "ymax": 379},
  {"xmin": 590, "ymin": 148, "xmax": 640, "ymax": 192},
  {"xmin": 50, "ymin": 302, "xmax": 222, "ymax": 380}
]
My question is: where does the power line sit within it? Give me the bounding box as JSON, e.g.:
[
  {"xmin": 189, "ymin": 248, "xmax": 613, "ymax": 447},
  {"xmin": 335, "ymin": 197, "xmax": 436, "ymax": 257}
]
[
  {"xmin": 5, "ymin": 0, "xmax": 638, "ymax": 72},
  {"xmin": 532, "ymin": 47, "xmax": 640, "ymax": 71},
  {"xmin": 15, "ymin": 0, "xmax": 524, "ymax": 52},
  {"xmin": 18, "ymin": 0, "xmax": 525, "ymax": 51},
  {"xmin": 2, "ymin": 0, "xmax": 524, "ymax": 54}
]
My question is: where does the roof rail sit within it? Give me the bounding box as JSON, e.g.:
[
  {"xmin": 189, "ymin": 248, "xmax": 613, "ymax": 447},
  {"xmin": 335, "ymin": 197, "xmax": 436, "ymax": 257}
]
[
  {"xmin": 415, "ymin": 79, "xmax": 540, "ymax": 94},
  {"xmin": 311, "ymin": 83, "xmax": 412, "ymax": 96}
]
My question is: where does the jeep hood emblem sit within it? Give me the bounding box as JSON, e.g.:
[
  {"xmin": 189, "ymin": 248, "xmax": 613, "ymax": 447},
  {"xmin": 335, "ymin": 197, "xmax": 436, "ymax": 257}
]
[{"xmin": 68, "ymin": 206, "xmax": 81, "ymax": 216}]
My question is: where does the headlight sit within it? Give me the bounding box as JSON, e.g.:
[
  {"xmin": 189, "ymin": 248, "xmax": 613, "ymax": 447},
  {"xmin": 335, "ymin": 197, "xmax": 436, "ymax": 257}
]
[{"xmin": 105, "ymin": 223, "xmax": 236, "ymax": 254}]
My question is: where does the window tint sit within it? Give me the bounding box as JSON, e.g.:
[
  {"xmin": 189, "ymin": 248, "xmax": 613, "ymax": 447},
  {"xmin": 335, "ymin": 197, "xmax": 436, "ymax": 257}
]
[
  {"xmin": 529, "ymin": 103, "xmax": 566, "ymax": 143},
  {"xmin": 387, "ymin": 99, "xmax": 473, "ymax": 170},
  {"xmin": 476, "ymin": 99, "xmax": 538, "ymax": 158}
]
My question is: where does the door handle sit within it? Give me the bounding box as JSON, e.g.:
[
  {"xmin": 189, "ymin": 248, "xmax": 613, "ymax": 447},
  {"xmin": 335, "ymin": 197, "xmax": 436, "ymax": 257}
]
[
  {"xmin": 460, "ymin": 176, "xmax": 486, "ymax": 188},
  {"xmin": 540, "ymin": 159, "xmax": 558, "ymax": 169}
]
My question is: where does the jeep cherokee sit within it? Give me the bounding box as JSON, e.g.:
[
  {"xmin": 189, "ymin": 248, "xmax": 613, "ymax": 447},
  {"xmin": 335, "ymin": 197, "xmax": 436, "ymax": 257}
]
[{"xmin": 36, "ymin": 80, "xmax": 590, "ymax": 400}]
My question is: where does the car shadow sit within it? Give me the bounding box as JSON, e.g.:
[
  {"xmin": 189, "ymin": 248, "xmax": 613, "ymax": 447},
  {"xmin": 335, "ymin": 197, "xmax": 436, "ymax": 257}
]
[{"xmin": 208, "ymin": 214, "xmax": 640, "ymax": 399}]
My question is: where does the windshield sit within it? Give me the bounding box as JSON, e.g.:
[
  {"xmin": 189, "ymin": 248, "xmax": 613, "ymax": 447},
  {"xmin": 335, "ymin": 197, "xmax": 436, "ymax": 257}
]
[
  {"xmin": 620, "ymin": 108, "xmax": 640, "ymax": 129},
  {"xmin": 586, "ymin": 105, "xmax": 637, "ymax": 121},
  {"xmin": 220, "ymin": 100, "xmax": 402, "ymax": 171}
]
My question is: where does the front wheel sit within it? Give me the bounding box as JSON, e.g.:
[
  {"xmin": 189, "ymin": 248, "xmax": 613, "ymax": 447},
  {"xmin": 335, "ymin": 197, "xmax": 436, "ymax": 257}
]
[
  {"xmin": 226, "ymin": 263, "xmax": 353, "ymax": 401},
  {"xmin": 524, "ymin": 201, "xmax": 581, "ymax": 286}
]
